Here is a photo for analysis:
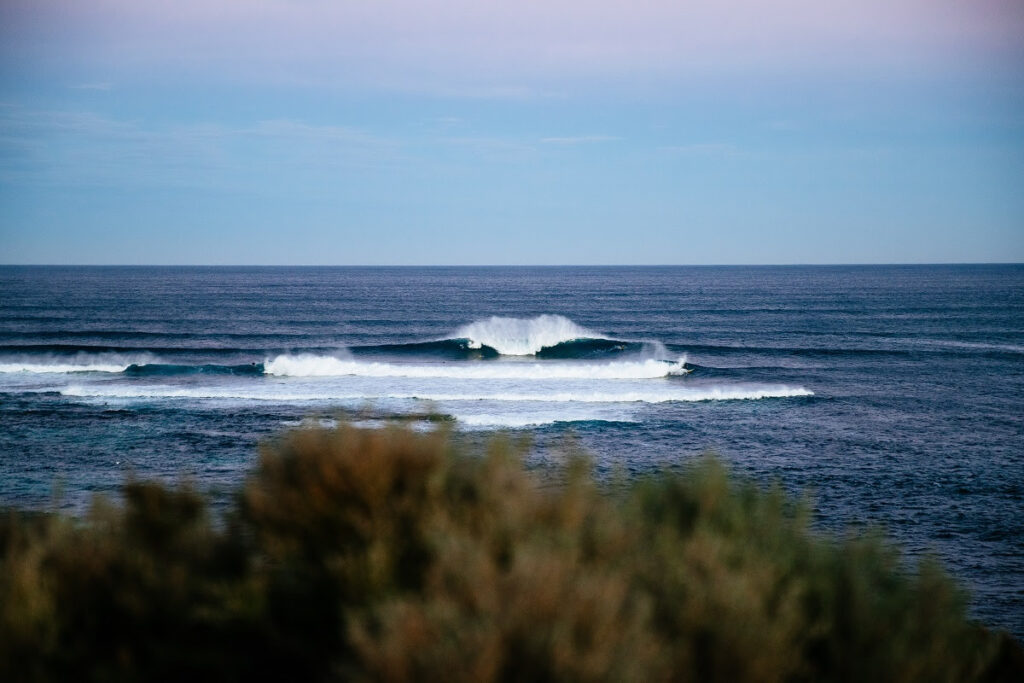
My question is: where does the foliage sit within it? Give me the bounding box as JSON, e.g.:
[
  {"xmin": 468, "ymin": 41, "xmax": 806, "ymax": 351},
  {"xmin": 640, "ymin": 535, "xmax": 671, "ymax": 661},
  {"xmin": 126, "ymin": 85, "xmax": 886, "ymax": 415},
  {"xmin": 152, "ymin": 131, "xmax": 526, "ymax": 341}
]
[{"xmin": 1, "ymin": 425, "xmax": 1021, "ymax": 682}]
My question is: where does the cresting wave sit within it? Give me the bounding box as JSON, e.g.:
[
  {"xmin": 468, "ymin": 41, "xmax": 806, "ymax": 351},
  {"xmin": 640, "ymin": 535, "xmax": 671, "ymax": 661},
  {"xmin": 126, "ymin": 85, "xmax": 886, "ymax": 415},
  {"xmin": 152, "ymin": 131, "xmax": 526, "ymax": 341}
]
[
  {"xmin": 0, "ymin": 353, "xmax": 684, "ymax": 379},
  {"xmin": 58, "ymin": 384, "xmax": 813, "ymax": 403},
  {"xmin": 453, "ymin": 314, "xmax": 605, "ymax": 356},
  {"xmin": 349, "ymin": 337, "xmax": 649, "ymax": 360},
  {"xmin": 263, "ymin": 354, "xmax": 689, "ymax": 379}
]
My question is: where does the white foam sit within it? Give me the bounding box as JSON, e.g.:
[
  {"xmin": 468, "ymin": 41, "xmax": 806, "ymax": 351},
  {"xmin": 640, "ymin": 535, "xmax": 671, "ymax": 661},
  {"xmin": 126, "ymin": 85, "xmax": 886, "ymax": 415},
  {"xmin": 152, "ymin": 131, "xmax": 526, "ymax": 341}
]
[
  {"xmin": 402, "ymin": 387, "xmax": 814, "ymax": 403},
  {"xmin": 264, "ymin": 354, "xmax": 689, "ymax": 379},
  {"xmin": 0, "ymin": 353, "xmax": 156, "ymax": 374},
  {"xmin": 0, "ymin": 362, "xmax": 130, "ymax": 374},
  {"xmin": 455, "ymin": 414, "xmax": 638, "ymax": 428},
  {"xmin": 454, "ymin": 314, "xmax": 601, "ymax": 355},
  {"xmin": 59, "ymin": 384, "xmax": 812, "ymax": 404}
]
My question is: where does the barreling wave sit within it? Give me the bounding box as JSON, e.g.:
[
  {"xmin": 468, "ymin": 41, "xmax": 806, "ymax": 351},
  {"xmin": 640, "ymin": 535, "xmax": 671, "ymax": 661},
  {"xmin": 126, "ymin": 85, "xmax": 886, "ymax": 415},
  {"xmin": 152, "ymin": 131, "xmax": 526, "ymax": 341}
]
[
  {"xmin": 123, "ymin": 363, "xmax": 265, "ymax": 377},
  {"xmin": 349, "ymin": 337, "xmax": 650, "ymax": 361},
  {"xmin": 263, "ymin": 354, "xmax": 689, "ymax": 379},
  {"xmin": 59, "ymin": 384, "xmax": 812, "ymax": 404},
  {"xmin": 350, "ymin": 339, "xmax": 501, "ymax": 360}
]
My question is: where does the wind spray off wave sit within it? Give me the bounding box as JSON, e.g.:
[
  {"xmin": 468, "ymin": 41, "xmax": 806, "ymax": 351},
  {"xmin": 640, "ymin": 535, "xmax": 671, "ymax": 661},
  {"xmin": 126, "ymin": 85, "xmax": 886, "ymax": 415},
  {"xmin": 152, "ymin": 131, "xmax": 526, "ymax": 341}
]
[{"xmin": 454, "ymin": 314, "xmax": 604, "ymax": 355}]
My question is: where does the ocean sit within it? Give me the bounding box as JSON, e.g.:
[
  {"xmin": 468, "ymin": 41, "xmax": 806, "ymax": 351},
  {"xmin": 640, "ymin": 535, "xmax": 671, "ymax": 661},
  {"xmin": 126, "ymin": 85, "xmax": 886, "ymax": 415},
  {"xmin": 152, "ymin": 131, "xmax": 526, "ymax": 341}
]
[{"xmin": 1, "ymin": 265, "xmax": 1022, "ymax": 635}]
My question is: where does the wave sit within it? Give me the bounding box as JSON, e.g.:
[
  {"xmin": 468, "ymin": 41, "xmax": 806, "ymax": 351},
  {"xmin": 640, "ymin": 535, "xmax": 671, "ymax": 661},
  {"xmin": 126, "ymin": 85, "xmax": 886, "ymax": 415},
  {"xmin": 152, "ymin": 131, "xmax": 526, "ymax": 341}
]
[
  {"xmin": 536, "ymin": 338, "xmax": 648, "ymax": 359},
  {"xmin": 453, "ymin": 315, "xmax": 606, "ymax": 356},
  {"xmin": 263, "ymin": 354, "xmax": 689, "ymax": 379},
  {"xmin": 58, "ymin": 384, "xmax": 812, "ymax": 404},
  {"xmin": 0, "ymin": 353, "xmax": 157, "ymax": 374},
  {"xmin": 0, "ymin": 361, "xmax": 131, "ymax": 374},
  {"xmin": 349, "ymin": 337, "xmax": 653, "ymax": 361},
  {"xmin": 1, "ymin": 354, "xmax": 689, "ymax": 380},
  {"xmin": 0, "ymin": 344, "xmax": 270, "ymax": 356},
  {"xmin": 673, "ymin": 341, "xmax": 1024, "ymax": 359},
  {"xmin": 351, "ymin": 339, "xmax": 501, "ymax": 360},
  {"xmin": 123, "ymin": 363, "xmax": 265, "ymax": 377},
  {"xmin": 905, "ymin": 339, "xmax": 1024, "ymax": 354}
]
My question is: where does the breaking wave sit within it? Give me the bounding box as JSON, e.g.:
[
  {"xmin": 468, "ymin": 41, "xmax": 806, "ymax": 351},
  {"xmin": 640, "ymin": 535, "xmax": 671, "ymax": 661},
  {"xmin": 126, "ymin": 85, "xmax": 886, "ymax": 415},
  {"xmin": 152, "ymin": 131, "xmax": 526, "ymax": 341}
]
[
  {"xmin": 263, "ymin": 354, "xmax": 689, "ymax": 379},
  {"xmin": 453, "ymin": 315, "xmax": 607, "ymax": 356},
  {"xmin": 123, "ymin": 363, "xmax": 265, "ymax": 377},
  {"xmin": 349, "ymin": 337, "xmax": 650, "ymax": 360},
  {"xmin": 0, "ymin": 353, "xmax": 157, "ymax": 374}
]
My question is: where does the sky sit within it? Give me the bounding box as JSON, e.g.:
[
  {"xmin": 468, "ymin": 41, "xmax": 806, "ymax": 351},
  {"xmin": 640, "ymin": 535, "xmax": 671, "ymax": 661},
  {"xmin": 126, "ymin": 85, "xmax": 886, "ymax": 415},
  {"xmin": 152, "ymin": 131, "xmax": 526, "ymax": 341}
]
[{"xmin": 1, "ymin": 0, "xmax": 1022, "ymax": 265}]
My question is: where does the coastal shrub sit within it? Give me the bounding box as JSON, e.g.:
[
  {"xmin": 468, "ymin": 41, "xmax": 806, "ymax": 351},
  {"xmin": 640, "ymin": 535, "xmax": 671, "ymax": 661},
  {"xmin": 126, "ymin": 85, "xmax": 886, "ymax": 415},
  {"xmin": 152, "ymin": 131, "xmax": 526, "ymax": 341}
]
[{"xmin": 1, "ymin": 425, "xmax": 1021, "ymax": 682}]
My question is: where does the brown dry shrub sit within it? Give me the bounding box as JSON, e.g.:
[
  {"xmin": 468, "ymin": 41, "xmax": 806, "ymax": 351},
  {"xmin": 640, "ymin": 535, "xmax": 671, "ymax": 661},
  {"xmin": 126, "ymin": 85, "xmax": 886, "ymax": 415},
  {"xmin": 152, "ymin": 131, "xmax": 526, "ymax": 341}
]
[{"xmin": 1, "ymin": 424, "xmax": 1021, "ymax": 682}]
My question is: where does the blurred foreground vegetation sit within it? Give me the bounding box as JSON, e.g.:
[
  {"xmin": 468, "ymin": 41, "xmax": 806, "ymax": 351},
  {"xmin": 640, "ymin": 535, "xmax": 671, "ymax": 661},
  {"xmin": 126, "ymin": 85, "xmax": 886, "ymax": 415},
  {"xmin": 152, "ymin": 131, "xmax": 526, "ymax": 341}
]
[{"xmin": 2, "ymin": 425, "xmax": 1022, "ymax": 682}]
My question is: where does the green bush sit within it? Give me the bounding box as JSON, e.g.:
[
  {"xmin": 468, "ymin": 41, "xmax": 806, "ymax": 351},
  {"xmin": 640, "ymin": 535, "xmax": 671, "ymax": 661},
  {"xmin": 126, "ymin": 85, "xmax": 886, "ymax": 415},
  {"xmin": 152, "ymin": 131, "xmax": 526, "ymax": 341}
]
[{"xmin": 1, "ymin": 425, "xmax": 1021, "ymax": 681}]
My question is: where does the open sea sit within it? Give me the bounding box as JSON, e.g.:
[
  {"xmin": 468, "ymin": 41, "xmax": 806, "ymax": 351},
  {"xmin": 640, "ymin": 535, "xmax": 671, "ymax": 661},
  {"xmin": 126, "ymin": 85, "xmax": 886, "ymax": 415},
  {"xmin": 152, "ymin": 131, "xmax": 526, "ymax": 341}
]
[{"xmin": 1, "ymin": 265, "xmax": 1022, "ymax": 635}]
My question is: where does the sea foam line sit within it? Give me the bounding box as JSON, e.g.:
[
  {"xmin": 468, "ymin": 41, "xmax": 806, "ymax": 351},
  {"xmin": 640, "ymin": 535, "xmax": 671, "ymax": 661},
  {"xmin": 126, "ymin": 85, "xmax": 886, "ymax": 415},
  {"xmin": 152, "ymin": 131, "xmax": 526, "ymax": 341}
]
[
  {"xmin": 454, "ymin": 414, "xmax": 639, "ymax": 428},
  {"xmin": 59, "ymin": 384, "xmax": 812, "ymax": 404}
]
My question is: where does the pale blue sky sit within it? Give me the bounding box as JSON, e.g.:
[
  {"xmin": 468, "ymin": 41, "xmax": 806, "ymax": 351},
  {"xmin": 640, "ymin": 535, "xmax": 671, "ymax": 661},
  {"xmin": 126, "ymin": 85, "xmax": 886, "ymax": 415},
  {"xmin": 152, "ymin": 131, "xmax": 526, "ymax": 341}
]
[{"xmin": 1, "ymin": 0, "xmax": 1022, "ymax": 264}]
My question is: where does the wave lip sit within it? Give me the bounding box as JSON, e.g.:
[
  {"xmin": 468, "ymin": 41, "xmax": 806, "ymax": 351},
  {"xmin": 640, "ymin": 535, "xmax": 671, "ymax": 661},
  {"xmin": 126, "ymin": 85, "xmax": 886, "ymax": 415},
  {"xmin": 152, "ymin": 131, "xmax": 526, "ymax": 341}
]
[
  {"xmin": 453, "ymin": 315, "xmax": 604, "ymax": 356},
  {"xmin": 263, "ymin": 354, "xmax": 689, "ymax": 379}
]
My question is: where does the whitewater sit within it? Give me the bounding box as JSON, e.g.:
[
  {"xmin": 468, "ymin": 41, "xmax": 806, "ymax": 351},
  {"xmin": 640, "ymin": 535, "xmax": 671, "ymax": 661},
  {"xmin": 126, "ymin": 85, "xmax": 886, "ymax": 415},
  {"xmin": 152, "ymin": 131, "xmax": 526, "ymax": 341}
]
[
  {"xmin": 0, "ymin": 314, "xmax": 813, "ymax": 436},
  {"xmin": 2, "ymin": 315, "xmax": 810, "ymax": 425}
]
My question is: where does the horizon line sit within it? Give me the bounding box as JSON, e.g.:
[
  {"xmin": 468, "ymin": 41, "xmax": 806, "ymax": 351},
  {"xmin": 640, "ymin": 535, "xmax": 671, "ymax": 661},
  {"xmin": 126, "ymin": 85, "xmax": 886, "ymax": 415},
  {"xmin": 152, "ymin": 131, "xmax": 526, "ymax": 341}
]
[{"xmin": 1, "ymin": 262, "xmax": 1022, "ymax": 268}]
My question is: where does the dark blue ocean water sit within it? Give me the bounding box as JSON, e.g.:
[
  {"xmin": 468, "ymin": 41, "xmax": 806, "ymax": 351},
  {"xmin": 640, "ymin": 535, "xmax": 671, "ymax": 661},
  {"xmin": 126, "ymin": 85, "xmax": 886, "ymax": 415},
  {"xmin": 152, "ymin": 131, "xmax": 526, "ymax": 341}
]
[{"xmin": 1, "ymin": 265, "xmax": 1022, "ymax": 635}]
